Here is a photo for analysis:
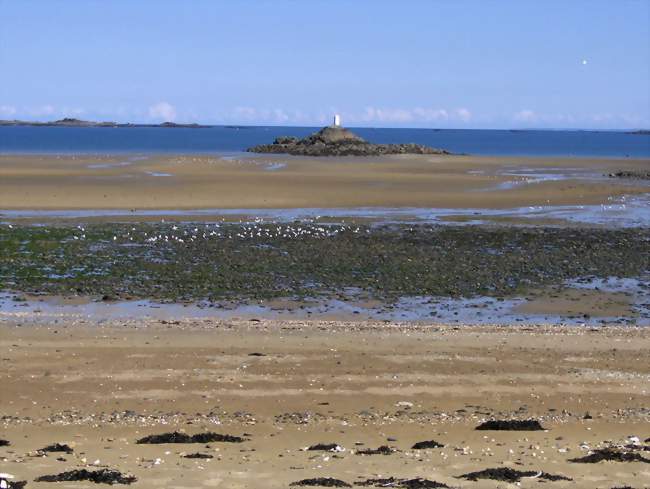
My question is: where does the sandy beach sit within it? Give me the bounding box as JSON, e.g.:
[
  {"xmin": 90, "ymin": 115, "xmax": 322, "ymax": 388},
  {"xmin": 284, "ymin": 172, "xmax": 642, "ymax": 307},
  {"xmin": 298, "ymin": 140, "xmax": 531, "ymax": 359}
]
[
  {"xmin": 1, "ymin": 319, "xmax": 649, "ymax": 488},
  {"xmin": 1, "ymin": 154, "xmax": 648, "ymax": 212},
  {"xmin": 3, "ymin": 2, "xmax": 649, "ymax": 488}
]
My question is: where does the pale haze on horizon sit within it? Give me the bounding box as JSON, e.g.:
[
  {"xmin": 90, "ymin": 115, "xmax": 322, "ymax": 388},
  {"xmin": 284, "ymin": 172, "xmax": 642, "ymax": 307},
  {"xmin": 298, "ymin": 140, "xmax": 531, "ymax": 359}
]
[{"xmin": 1, "ymin": 0, "xmax": 649, "ymax": 129}]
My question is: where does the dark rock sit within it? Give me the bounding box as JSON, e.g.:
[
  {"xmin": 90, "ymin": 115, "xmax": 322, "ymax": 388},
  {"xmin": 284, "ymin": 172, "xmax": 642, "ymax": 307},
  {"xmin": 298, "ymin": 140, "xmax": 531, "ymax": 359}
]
[
  {"xmin": 411, "ymin": 440, "xmax": 444, "ymax": 449},
  {"xmin": 274, "ymin": 136, "xmax": 299, "ymax": 145},
  {"xmin": 355, "ymin": 445, "xmax": 393, "ymax": 455},
  {"xmin": 290, "ymin": 478, "xmax": 351, "ymax": 487},
  {"xmin": 247, "ymin": 126, "xmax": 449, "ymax": 157},
  {"xmin": 475, "ymin": 419, "xmax": 545, "ymax": 431},
  {"xmin": 459, "ymin": 467, "xmax": 571, "ymax": 482},
  {"xmin": 40, "ymin": 443, "xmax": 74, "ymax": 454},
  {"xmin": 35, "ymin": 469, "xmax": 137, "ymax": 484},
  {"xmin": 136, "ymin": 431, "xmax": 244, "ymax": 444},
  {"xmin": 569, "ymin": 448, "xmax": 650, "ymax": 463},
  {"xmin": 0, "ymin": 439, "xmax": 9, "ymax": 446}
]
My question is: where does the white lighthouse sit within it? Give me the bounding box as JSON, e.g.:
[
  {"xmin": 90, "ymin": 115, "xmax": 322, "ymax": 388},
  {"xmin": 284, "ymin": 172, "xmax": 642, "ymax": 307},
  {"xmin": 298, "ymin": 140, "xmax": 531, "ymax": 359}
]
[{"xmin": 333, "ymin": 114, "xmax": 341, "ymax": 127}]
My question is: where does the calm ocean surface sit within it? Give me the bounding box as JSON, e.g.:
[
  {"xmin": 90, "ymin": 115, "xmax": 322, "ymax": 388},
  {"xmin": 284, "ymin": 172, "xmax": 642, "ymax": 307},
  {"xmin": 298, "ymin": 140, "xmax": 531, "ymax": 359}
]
[{"xmin": 0, "ymin": 125, "xmax": 648, "ymax": 157}]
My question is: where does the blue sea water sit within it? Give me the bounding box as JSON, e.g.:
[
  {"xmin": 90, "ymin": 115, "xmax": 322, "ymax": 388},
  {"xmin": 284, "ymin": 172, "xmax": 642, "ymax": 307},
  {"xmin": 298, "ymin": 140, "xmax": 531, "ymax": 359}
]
[{"xmin": 0, "ymin": 125, "xmax": 649, "ymax": 157}]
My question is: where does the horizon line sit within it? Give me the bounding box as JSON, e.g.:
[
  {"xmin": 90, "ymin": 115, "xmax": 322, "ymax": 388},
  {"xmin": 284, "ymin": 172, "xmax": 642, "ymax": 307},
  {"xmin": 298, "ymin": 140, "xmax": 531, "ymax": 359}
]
[{"xmin": 0, "ymin": 117, "xmax": 647, "ymax": 133}]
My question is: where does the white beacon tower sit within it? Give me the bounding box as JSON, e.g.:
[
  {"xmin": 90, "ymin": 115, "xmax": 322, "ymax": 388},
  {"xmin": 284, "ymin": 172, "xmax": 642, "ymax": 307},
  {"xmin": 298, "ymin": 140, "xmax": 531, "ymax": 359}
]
[{"xmin": 333, "ymin": 114, "xmax": 341, "ymax": 127}]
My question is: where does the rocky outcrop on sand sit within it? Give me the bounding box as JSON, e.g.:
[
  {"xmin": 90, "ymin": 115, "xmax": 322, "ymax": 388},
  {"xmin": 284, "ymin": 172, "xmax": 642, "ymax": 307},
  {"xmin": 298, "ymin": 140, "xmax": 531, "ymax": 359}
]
[{"xmin": 247, "ymin": 125, "xmax": 450, "ymax": 156}]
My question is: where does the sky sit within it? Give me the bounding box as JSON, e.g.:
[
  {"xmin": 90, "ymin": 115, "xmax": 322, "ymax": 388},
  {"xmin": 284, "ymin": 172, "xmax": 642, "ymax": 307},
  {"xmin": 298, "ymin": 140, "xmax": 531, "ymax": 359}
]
[{"xmin": 1, "ymin": 0, "xmax": 649, "ymax": 129}]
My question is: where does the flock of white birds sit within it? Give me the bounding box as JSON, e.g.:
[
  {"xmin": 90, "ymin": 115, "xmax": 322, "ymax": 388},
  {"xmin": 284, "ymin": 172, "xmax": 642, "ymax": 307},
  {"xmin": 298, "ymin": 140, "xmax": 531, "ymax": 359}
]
[{"xmin": 61, "ymin": 220, "xmax": 371, "ymax": 245}]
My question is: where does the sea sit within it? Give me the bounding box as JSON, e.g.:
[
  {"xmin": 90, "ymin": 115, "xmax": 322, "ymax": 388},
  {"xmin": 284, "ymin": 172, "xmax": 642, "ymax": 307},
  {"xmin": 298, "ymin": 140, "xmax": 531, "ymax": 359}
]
[{"xmin": 1, "ymin": 125, "xmax": 649, "ymax": 157}]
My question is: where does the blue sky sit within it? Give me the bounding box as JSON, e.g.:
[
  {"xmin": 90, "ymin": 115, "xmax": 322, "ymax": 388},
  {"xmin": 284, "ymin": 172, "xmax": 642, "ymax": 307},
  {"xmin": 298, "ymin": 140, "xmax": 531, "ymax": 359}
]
[{"xmin": 1, "ymin": 0, "xmax": 648, "ymax": 129}]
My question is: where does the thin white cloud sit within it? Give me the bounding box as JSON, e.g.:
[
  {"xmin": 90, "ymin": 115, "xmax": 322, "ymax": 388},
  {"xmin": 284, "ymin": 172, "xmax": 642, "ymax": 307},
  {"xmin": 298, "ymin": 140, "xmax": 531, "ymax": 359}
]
[
  {"xmin": 61, "ymin": 107, "xmax": 86, "ymax": 117},
  {"xmin": 227, "ymin": 107, "xmax": 307, "ymax": 125},
  {"xmin": 344, "ymin": 106, "xmax": 471, "ymax": 125},
  {"xmin": 0, "ymin": 105, "xmax": 17, "ymax": 117},
  {"xmin": 514, "ymin": 109, "xmax": 536, "ymax": 123},
  {"xmin": 221, "ymin": 106, "xmax": 472, "ymax": 126},
  {"xmin": 26, "ymin": 104, "xmax": 56, "ymax": 117},
  {"xmin": 148, "ymin": 101, "xmax": 177, "ymax": 122},
  {"xmin": 454, "ymin": 108, "xmax": 472, "ymax": 122}
]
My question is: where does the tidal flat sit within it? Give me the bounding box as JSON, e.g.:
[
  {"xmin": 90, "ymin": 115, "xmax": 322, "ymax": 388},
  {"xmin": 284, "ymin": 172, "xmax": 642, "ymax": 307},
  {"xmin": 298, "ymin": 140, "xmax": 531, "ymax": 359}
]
[{"xmin": 1, "ymin": 222, "xmax": 648, "ymax": 307}]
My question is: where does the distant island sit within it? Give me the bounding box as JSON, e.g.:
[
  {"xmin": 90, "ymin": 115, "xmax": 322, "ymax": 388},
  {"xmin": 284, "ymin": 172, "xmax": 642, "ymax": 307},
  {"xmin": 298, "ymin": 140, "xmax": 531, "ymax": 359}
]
[
  {"xmin": 0, "ymin": 117, "xmax": 211, "ymax": 128},
  {"xmin": 247, "ymin": 125, "xmax": 450, "ymax": 156}
]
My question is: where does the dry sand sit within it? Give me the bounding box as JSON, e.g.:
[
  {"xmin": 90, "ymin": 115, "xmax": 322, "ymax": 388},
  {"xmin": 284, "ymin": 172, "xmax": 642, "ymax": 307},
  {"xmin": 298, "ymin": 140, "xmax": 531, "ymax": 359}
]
[
  {"xmin": 1, "ymin": 318, "xmax": 648, "ymax": 488},
  {"xmin": 1, "ymin": 153, "xmax": 648, "ymax": 211}
]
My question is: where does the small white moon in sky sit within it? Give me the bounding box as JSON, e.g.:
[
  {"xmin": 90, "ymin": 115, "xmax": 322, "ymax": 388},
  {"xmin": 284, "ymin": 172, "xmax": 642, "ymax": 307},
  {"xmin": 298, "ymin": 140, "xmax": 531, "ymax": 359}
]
[{"xmin": 582, "ymin": 59, "xmax": 588, "ymax": 65}]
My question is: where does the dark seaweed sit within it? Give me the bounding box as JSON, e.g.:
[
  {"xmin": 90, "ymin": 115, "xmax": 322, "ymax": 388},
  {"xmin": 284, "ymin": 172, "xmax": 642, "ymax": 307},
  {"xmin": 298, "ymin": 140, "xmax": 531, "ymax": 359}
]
[
  {"xmin": 307, "ymin": 443, "xmax": 341, "ymax": 451},
  {"xmin": 1, "ymin": 224, "xmax": 648, "ymax": 303},
  {"xmin": 182, "ymin": 452, "xmax": 214, "ymax": 459},
  {"xmin": 411, "ymin": 440, "xmax": 444, "ymax": 449},
  {"xmin": 40, "ymin": 443, "xmax": 74, "ymax": 454},
  {"xmin": 355, "ymin": 478, "xmax": 449, "ymax": 488},
  {"xmin": 290, "ymin": 478, "xmax": 352, "ymax": 487},
  {"xmin": 475, "ymin": 419, "xmax": 545, "ymax": 431},
  {"xmin": 459, "ymin": 467, "xmax": 571, "ymax": 482},
  {"xmin": 569, "ymin": 448, "xmax": 650, "ymax": 463},
  {"xmin": 136, "ymin": 431, "xmax": 244, "ymax": 444},
  {"xmin": 356, "ymin": 445, "xmax": 394, "ymax": 455},
  {"xmin": 35, "ymin": 469, "xmax": 136, "ymax": 484}
]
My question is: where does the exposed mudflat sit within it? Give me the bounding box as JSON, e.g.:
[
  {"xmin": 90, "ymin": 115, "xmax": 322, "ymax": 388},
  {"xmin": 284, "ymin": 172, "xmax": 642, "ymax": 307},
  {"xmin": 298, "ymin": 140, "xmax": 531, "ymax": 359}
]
[{"xmin": 1, "ymin": 154, "xmax": 649, "ymax": 215}]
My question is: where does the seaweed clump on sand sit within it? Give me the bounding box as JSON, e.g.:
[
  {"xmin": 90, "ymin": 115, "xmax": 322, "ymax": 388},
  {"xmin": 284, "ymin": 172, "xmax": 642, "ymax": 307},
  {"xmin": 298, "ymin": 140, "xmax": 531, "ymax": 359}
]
[
  {"xmin": 290, "ymin": 478, "xmax": 352, "ymax": 487},
  {"xmin": 569, "ymin": 448, "xmax": 650, "ymax": 463},
  {"xmin": 307, "ymin": 443, "xmax": 343, "ymax": 452},
  {"xmin": 475, "ymin": 419, "xmax": 545, "ymax": 431},
  {"xmin": 355, "ymin": 477, "xmax": 450, "ymax": 488},
  {"xmin": 411, "ymin": 440, "xmax": 444, "ymax": 449},
  {"xmin": 182, "ymin": 452, "xmax": 213, "ymax": 459},
  {"xmin": 459, "ymin": 467, "xmax": 571, "ymax": 482},
  {"xmin": 136, "ymin": 431, "xmax": 244, "ymax": 444},
  {"xmin": 40, "ymin": 443, "xmax": 74, "ymax": 454},
  {"xmin": 355, "ymin": 445, "xmax": 394, "ymax": 455},
  {"xmin": 35, "ymin": 469, "xmax": 137, "ymax": 484},
  {"xmin": 6, "ymin": 482, "xmax": 27, "ymax": 489}
]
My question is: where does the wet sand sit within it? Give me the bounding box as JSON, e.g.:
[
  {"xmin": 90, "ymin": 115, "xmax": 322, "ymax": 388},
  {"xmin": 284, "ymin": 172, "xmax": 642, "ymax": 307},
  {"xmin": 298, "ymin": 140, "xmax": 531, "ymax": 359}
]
[
  {"xmin": 1, "ymin": 153, "xmax": 648, "ymax": 212},
  {"xmin": 1, "ymin": 318, "xmax": 649, "ymax": 488}
]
